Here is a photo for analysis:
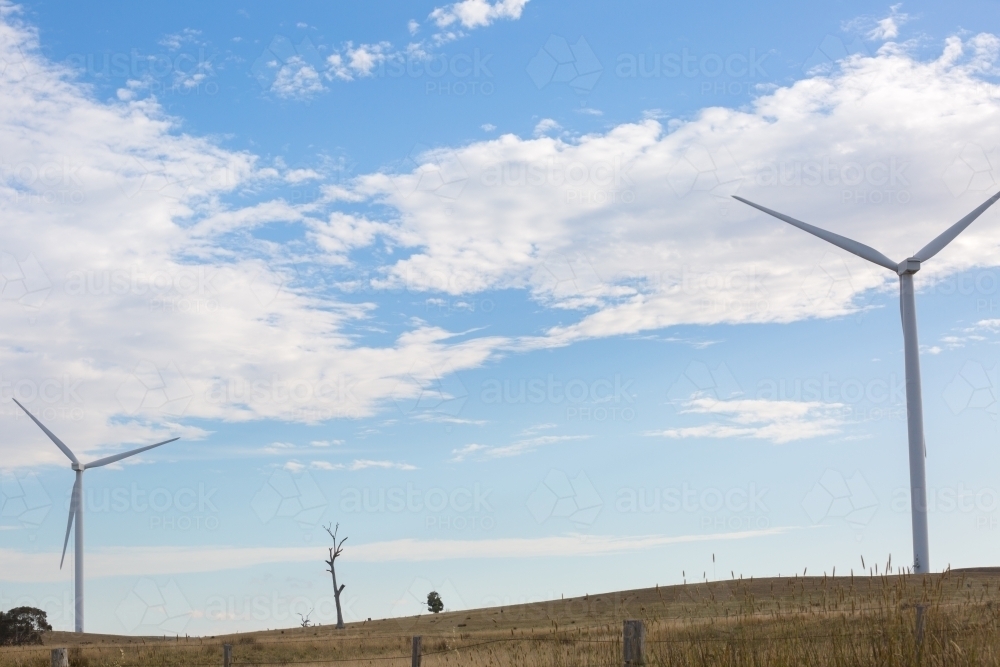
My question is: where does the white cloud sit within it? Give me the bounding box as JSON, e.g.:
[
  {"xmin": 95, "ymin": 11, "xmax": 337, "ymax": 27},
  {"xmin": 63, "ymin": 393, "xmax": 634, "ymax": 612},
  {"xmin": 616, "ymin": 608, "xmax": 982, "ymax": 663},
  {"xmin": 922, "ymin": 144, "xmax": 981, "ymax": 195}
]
[
  {"xmin": 648, "ymin": 398, "xmax": 846, "ymax": 444},
  {"xmin": 329, "ymin": 34, "xmax": 1000, "ymax": 350},
  {"xmin": 867, "ymin": 5, "xmax": 909, "ymax": 41},
  {"xmin": 935, "ymin": 318, "xmax": 1000, "ymax": 350},
  {"xmin": 309, "ymin": 460, "xmax": 342, "ymax": 470},
  {"xmin": 481, "ymin": 123, "xmax": 496, "ymax": 132},
  {"xmin": 348, "ymin": 459, "xmax": 417, "ymax": 470},
  {"xmin": 324, "ymin": 0, "xmax": 528, "ymax": 82},
  {"xmin": 0, "ymin": 526, "xmax": 790, "ymax": 581},
  {"xmin": 429, "ymin": 0, "xmax": 529, "ymax": 30},
  {"xmin": 272, "ymin": 56, "xmax": 325, "ymax": 98},
  {"xmin": 533, "ymin": 118, "xmax": 562, "ymax": 136},
  {"xmin": 310, "ymin": 439, "xmax": 343, "ymax": 447},
  {"xmin": 0, "ymin": 14, "xmax": 513, "ymax": 468},
  {"xmin": 159, "ymin": 28, "xmax": 202, "ymax": 51},
  {"xmin": 449, "ymin": 443, "xmax": 487, "ymax": 461},
  {"xmin": 453, "ymin": 434, "xmax": 589, "ymax": 460},
  {"xmin": 326, "ymin": 41, "xmax": 393, "ymax": 81},
  {"xmin": 306, "ymin": 212, "xmax": 396, "ymax": 265}
]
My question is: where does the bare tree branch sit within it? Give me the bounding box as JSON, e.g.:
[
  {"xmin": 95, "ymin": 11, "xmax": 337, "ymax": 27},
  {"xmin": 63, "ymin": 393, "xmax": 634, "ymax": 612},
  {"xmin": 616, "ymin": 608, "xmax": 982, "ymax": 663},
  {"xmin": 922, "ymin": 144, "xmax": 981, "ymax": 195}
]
[{"xmin": 324, "ymin": 522, "xmax": 348, "ymax": 630}]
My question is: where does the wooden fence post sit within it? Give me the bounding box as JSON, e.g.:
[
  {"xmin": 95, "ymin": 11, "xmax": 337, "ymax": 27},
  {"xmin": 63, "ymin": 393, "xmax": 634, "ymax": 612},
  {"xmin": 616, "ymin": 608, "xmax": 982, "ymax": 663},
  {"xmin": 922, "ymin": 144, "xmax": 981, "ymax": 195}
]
[
  {"xmin": 50, "ymin": 648, "xmax": 68, "ymax": 667},
  {"xmin": 411, "ymin": 635, "xmax": 422, "ymax": 667},
  {"xmin": 916, "ymin": 605, "xmax": 927, "ymax": 647},
  {"xmin": 223, "ymin": 643, "xmax": 232, "ymax": 667},
  {"xmin": 623, "ymin": 619, "xmax": 645, "ymax": 666}
]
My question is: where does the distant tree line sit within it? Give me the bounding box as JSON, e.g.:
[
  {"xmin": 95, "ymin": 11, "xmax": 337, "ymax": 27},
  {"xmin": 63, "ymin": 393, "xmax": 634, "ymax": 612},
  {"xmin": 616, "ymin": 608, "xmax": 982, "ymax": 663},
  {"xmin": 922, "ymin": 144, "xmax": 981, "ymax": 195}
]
[{"xmin": 0, "ymin": 607, "xmax": 51, "ymax": 646}]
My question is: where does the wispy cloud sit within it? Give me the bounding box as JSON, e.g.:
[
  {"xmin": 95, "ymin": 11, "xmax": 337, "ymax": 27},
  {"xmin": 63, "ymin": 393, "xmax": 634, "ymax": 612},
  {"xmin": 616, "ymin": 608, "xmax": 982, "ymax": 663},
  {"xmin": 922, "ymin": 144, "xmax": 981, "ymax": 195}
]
[
  {"xmin": 451, "ymin": 433, "xmax": 589, "ymax": 461},
  {"xmin": 648, "ymin": 398, "xmax": 845, "ymax": 444},
  {"xmin": 0, "ymin": 527, "xmax": 790, "ymax": 581},
  {"xmin": 349, "ymin": 459, "xmax": 418, "ymax": 471},
  {"xmin": 298, "ymin": 459, "xmax": 417, "ymax": 471},
  {"xmin": 935, "ymin": 318, "xmax": 1000, "ymax": 351},
  {"xmin": 449, "ymin": 443, "xmax": 488, "ymax": 462},
  {"xmin": 842, "ymin": 4, "xmax": 911, "ymax": 42}
]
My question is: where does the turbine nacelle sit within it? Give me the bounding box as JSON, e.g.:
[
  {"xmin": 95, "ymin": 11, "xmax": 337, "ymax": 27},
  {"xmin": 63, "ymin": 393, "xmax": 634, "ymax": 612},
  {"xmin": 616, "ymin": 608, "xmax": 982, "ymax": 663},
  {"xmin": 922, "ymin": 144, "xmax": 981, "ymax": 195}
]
[{"xmin": 897, "ymin": 258, "xmax": 921, "ymax": 275}]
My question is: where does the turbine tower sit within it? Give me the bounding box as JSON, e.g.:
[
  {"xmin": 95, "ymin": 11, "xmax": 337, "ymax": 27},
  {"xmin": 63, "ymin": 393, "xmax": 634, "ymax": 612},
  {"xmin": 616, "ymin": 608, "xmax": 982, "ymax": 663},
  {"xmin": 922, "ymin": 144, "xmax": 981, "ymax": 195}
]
[
  {"xmin": 13, "ymin": 398, "xmax": 178, "ymax": 632},
  {"xmin": 733, "ymin": 190, "xmax": 1000, "ymax": 574}
]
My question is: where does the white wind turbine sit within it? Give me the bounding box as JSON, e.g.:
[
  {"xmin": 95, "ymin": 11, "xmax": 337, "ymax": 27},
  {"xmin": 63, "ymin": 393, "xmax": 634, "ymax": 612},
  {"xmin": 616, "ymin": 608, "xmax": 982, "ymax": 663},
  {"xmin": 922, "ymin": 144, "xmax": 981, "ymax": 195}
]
[
  {"xmin": 13, "ymin": 398, "xmax": 178, "ymax": 632},
  {"xmin": 733, "ymin": 190, "xmax": 1000, "ymax": 574}
]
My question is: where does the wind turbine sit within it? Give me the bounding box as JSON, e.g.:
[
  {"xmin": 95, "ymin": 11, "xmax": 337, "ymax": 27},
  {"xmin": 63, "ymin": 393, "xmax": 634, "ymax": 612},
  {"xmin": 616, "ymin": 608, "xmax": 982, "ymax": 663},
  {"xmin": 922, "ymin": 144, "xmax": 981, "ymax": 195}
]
[
  {"xmin": 733, "ymin": 190, "xmax": 1000, "ymax": 574},
  {"xmin": 12, "ymin": 398, "xmax": 179, "ymax": 632}
]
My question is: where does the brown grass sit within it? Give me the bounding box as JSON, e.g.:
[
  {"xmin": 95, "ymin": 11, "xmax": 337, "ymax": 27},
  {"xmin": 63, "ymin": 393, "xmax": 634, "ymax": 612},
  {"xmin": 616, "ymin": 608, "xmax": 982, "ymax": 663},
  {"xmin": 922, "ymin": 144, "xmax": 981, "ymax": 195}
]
[{"xmin": 2, "ymin": 567, "xmax": 999, "ymax": 666}]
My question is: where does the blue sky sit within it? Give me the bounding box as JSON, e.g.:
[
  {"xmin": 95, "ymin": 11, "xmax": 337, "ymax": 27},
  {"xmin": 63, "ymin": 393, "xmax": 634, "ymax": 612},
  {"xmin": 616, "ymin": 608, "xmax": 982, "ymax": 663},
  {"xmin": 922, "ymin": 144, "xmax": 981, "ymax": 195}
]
[{"xmin": 2, "ymin": 0, "xmax": 1000, "ymax": 636}]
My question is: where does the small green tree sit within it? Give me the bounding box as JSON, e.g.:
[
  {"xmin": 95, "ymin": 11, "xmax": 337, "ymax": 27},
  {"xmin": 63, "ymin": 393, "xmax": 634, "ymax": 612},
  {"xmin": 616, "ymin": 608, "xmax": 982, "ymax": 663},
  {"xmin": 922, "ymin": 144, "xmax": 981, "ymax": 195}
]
[
  {"xmin": 426, "ymin": 591, "xmax": 444, "ymax": 614},
  {"xmin": 0, "ymin": 607, "xmax": 52, "ymax": 646}
]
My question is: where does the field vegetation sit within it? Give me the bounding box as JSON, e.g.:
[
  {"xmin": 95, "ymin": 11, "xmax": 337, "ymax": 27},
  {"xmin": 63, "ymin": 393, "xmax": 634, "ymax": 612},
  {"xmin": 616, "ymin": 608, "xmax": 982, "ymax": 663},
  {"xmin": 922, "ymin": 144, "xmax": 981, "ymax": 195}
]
[{"xmin": 2, "ymin": 567, "xmax": 998, "ymax": 666}]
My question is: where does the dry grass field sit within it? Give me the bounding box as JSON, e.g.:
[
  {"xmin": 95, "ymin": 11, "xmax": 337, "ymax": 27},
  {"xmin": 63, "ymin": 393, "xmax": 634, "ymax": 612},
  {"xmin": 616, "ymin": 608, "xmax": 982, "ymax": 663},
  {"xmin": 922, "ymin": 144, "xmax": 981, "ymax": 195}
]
[{"xmin": 2, "ymin": 567, "xmax": 999, "ymax": 666}]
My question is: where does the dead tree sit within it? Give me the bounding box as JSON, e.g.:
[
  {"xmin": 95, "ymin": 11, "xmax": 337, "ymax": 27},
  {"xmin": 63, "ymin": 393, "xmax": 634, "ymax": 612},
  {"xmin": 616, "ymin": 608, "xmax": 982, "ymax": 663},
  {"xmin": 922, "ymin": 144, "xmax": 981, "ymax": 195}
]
[{"xmin": 324, "ymin": 522, "xmax": 348, "ymax": 629}]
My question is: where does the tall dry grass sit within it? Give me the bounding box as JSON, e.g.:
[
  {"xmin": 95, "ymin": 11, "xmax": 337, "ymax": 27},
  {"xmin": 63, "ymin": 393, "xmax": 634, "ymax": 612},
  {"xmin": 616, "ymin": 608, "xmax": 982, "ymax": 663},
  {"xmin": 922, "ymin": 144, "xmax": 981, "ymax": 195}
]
[{"xmin": 1, "ymin": 568, "xmax": 997, "ymax": 666}]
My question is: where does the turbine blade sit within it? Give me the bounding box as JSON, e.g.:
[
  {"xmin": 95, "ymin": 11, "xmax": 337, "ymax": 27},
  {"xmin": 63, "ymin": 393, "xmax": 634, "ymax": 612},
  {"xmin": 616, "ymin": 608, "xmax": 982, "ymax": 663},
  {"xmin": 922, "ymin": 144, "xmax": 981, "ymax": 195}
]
[
  {"xmin": 913, "ymin": 190, "xmax": 1000, "ymax": 262},
  {"xmin": 12, "ymin": 398, "xmax": 79, "ymax": 465},
  {"xmin": 733, "ymin": 196, "xmax": 899, "ymax": 271},
  {"xmin": 60, "ymin": 477, "xmax": 80, "ymax": 569},
  {"xmin": 83, "ymin": 437, "xmax": 179, "ymax": 469}
]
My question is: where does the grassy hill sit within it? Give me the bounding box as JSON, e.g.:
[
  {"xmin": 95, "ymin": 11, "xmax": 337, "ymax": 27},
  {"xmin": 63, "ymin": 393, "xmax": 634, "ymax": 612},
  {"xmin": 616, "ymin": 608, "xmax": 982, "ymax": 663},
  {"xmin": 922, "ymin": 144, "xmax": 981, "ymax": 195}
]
[{"xmin": 3, "ymin": 567, "xmax": 999, "ymax": 665}]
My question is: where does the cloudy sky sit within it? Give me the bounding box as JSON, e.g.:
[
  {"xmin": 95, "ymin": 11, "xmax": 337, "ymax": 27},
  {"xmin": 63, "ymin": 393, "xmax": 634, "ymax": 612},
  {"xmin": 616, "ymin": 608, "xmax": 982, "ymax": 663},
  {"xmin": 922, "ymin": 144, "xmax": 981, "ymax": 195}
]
[{"xmin": 2, "ymin": 0, "xmax": 1000, "ymax": 635}]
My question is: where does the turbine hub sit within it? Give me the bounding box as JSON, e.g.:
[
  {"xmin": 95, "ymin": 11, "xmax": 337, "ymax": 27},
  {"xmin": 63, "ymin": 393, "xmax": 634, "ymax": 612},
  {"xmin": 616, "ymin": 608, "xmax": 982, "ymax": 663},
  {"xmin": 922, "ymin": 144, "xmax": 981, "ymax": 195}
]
[
  {"xmin": 897, "ymin": 257, "xmax": 921, "ymax": 275},
  {"xmin": 71, "ymin": 462, "xmax": 82, "ymax": 471}
]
